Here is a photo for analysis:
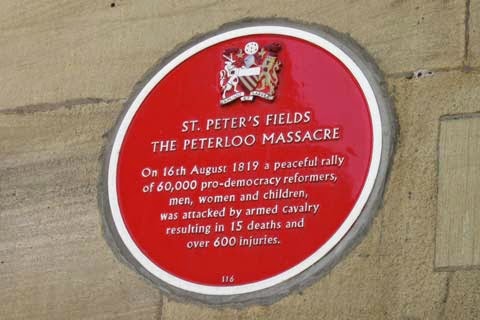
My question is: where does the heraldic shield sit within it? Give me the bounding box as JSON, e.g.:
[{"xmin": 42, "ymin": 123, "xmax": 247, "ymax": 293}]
[{"xmin": 219, "ymin": 41, "xmax": 282, "ymax": 105}]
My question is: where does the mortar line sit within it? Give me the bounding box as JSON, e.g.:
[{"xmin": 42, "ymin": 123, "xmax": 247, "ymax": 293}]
[
  {"xmin": 386, "ymin": 66, "xmax": 469, "ymax": 79},
  {"xmin": 464, "ymin": 0, "xmax": 471, "ymax": 67},
  {"xmin": 157, "ymin": 295, "xmax": 164, "ymax": 320},
  {"xmin": 0, "ymin": 97, "xmax": 126, "ymax": 115},
  {"xmin": 440, "ymin": 111, "xmax": 480, "ymax": 121},
  {"xmin": 440, "ymin": 272, "xmax": 453, "ymax": 319}
]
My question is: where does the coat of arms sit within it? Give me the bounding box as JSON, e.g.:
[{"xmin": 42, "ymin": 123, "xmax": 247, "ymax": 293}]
[{"xmin": 219, "ymin": 41, "xmax": 282, "ymax": 105}]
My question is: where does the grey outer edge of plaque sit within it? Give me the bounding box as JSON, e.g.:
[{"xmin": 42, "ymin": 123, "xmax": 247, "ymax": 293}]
[{"xmin": 98, "ymin": 18, "xmax": 397, "ymax": 307}]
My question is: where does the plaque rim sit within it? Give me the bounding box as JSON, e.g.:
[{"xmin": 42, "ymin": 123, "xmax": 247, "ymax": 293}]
[{"xmin": 99, "ymin": 19, "xmax": 396, "ymax": 305}]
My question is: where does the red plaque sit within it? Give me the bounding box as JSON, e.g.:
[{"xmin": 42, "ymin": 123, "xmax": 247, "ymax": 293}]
[{"xmin": 104, "ymin": 24, "xmax": 391, "ymax": 302}]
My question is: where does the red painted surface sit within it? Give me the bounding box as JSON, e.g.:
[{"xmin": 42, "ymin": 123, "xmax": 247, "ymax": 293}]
[{"xmin": 116, "ymin": 35, "xmax": 373, "ymax": 286}]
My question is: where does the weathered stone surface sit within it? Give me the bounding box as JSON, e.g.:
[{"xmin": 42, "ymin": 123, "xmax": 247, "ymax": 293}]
[
  {"xmin": 436, "ymin": 115, "xmax": 480, "ymax": 269},
  {"xmin": 444, "ymin": 271, "xmax": 480, "ymax": 320},
  {"xmin": 1, "ymin": 0, "xmax": 479, "ymax": 318},
  {"xmin": 0, "ymin": 0, "xmax": 464, "ymax": 110},
  {"xmin": 0, "ymin": 102, "xmax": 162, "ymax": 320},
  {"xmin": 161, "ymin": 72, "xmax": 480, "ymax": 319}
]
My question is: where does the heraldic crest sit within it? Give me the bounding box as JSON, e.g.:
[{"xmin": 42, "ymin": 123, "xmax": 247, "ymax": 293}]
[{"xmin": 219, "ymin": 41, "xmax": 282, "ymax": 105}]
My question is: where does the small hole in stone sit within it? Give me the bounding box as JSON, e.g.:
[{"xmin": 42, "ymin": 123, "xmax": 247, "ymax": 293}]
[
  {"xmin": 417, "ymin": 72, "xmax": 422, "ymax": 77},
  {"xmin": 110, "ymin": 2, "xmax": 116, "ymax": 8}
]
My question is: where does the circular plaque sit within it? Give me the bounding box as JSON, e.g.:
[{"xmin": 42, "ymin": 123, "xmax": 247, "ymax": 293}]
[{"xmin": 101, "ymin": 21, "xmax": 394, "ymax": 304}]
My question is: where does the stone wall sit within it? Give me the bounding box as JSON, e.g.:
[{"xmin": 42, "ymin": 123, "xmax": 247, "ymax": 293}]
[{"xmin": 1, "ymin": 1, "xmax": 479, "ymax": 319}]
